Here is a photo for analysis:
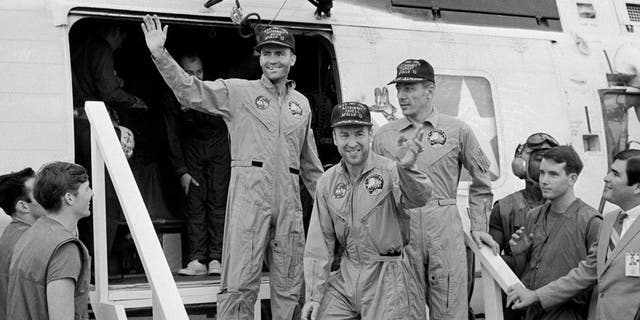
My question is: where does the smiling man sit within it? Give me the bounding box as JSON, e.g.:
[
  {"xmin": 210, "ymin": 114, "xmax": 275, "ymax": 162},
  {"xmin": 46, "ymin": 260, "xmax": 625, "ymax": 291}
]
[
  {"xmin": 373, "ymin": 58, "xmax": 498, "ymax": 319},
  {"xmin": 507, "ymin": 146, "xmax": 601, "ymax": 320},
  {"xmin": 302, "ymin": 102, "xmax": 432, "ymax": 320},
  {"xmin": 7, "ymin": 162, "xmax": 93, "ymax": 320},
  {"xmin": 142, "ymin": 15, "xmax": 324, "ymax": 319}
]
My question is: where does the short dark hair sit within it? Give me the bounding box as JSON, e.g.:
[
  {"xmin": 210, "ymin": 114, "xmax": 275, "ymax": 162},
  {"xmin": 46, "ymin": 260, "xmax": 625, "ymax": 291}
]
[
  {"xmin": 0, "ymin": 168, "xmax": 35, "ymax": 216},
  {"xmin": 34, "ymin": 162, "xmax": 89, "ymax": 212},
  {"xmin": 613, "ymin": 149, "xmax": 640, "ymax": 186},
  {"xmin": 542, "ymin": 145, "xmax": 583, "ymax": 175},
  {"xmin": 178, "ymin": 52, "xmax": 201, "ymax": 65}
]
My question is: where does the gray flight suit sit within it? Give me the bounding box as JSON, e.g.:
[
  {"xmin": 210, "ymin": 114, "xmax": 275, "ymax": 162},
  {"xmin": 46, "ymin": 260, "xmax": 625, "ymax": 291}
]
[
  {"xmin": 373, "ymin": 112, "xmax": 493, "ymax": 320},
  {"xmin": 305, "ymin": 152, "xmax": 432, "ymax": 319},
  {"xmin": 153, "ymin": 50, "xmax": 324, "ymax": 320}
]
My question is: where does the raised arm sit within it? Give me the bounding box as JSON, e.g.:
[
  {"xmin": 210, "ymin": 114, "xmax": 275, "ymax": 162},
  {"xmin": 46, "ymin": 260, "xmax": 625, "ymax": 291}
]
[
  {"xmin": 141, "ymin": 15, "xmax": 233, "ymax": 120},
  {"xmin": 393, "ymin": 126, "xmax": 432, "ymax": 208}
]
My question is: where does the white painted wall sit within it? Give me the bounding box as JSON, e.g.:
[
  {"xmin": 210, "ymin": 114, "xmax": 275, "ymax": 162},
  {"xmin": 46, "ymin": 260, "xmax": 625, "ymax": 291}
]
[{"xmin": 0, "ymin": 0, "xmax": 74, "ymax": 174}]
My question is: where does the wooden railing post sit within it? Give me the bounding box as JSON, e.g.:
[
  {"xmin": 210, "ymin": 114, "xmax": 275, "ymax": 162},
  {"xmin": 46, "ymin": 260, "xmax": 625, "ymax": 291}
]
[
  {"xmin": 464, "ymin": 231, "xmax": 522, "ymax": 319},
  {"xmin": 152, "ymin": 290, "xmax": 166, "ymax": 320},
  {"xmin": 481, "ymin": 266, "xmax": 504, "ymax": 320},
  {"xmin": 254, "ymin": 299, "xmax": 262, "ymax": 320},
  {"xmin": 86, "ymin": 102, "xmax": 189, "ymax": 320},
  {"xmin": 91, "ymin": 125, "xmax": 109, "ymax": 303}
]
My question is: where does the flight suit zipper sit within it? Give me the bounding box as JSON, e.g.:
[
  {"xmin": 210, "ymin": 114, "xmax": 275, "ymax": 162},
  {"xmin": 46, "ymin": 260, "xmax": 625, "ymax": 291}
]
[
  {"xmin": 273, "ymin": 87, "xmax": 292, "ymax": 225},
  {"xmin": 350, "ymin": 178, "xmax": 363, "ymax": 313}
]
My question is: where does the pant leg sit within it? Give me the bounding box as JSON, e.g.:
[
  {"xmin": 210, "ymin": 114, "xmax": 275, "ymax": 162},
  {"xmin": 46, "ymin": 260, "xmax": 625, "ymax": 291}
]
[
  {"xmin": 317, "ymin": 286, "xmax": 360, "ymax": 320},
  {"xmin": 217, "ymin": 168, "xmax": 271, "ymax": 320},
  {"xmin": 405, "ymin": 205, "xmax": 468, "ymax": 320},
  {"xmin": 267, "ymin": 173, "xmax": 306, "ymax": 320},
  {"xmin": 424, "ymin": 206, "xmax": 468, "ymax": 320},
  {"xmin": 361, "ymin": 261, "xmax": 427, "ymax": 320},
  {"xmin": 183, "ymin": 140, "xmax": 207, "ymax": 262},
  {"xmin": 205, "ymin": 139, "xmax": 230, "ymax": 262},
  {"xmin": 467, "ymin": 246, "xmax": 476, "ymax": 320},
  {"xmin": 266, "ymin": 222, "xmax": 305, "ymax": 320},
  {"xmin": 405, "ymin": 208, "xmax": 428, "ymax": 302}
]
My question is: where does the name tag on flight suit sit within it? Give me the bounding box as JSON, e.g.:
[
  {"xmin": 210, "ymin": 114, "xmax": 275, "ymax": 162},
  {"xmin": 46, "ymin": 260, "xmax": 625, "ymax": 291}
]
[{"xmin": 626, "ymin": 252, "xmax": 640, "ymax": 277}]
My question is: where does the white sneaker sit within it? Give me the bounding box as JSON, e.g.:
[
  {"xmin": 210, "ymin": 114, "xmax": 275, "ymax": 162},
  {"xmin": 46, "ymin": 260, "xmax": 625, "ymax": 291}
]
[
  {"xmin": 208, "ymin": 260, "xmax": 221, "ymax": 275},
  {"xmin": 178, "ymin": 260, "xmax": 207, "ymax": 276}
]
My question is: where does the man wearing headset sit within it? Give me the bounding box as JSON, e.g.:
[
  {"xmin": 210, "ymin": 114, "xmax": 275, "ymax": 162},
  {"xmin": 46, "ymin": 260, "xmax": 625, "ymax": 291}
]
[
  {"xmin": 489, "ymin": 133, "xmax": 558, "ymax": 319},
  {"xmin": 505, "ymin": 146, "xmax": 601, "ymax": 320},
  {"xmin": 490, "ymin": 133, "xmax": 559, "ymax": 276}
]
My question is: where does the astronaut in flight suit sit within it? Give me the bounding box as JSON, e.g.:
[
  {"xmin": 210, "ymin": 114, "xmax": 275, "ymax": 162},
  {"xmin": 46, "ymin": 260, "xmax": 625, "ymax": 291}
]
[
  {"xmin": 142, "ymin": 15, "xmax": 324, "ymax": 320},
  {"xmin": 302, "ymin": 102, "xmax": 433, "ymax": 320},
  {"xmin": 373, "ymin": 59, "xmax": 498, "ymax": 319}
]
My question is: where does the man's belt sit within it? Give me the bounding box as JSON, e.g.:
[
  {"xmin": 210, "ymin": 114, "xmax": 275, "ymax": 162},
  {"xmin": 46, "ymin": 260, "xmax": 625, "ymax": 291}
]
[
  {"xmin": 429, "ymin": 198, "xmax": 457, "ymax": 206},
  {"xmin": 231, "ymin": 160, "xmax": 299, "ymax": 175},
  {"xmin": 369, "ymin": 250, "xmax": 404, "ymax": 262}
]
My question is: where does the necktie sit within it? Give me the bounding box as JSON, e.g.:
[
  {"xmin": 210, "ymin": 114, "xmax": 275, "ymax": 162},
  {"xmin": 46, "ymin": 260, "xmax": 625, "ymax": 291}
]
[{"xmin": 607, "ymin": 211, "xmax": 629, "ymax": 261}]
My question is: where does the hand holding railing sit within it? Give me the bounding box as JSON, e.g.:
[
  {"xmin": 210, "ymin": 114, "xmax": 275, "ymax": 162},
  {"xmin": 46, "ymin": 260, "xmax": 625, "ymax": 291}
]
[{"xmin": 464, "ymin": 231, "xmax": 523, "ymax": 320}]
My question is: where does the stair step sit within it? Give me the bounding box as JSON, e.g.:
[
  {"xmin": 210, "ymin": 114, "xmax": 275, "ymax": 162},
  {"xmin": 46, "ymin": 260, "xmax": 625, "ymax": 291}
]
[{"xmin": 90, "ymin": 273, "xmax": 271, "ymax": 309}]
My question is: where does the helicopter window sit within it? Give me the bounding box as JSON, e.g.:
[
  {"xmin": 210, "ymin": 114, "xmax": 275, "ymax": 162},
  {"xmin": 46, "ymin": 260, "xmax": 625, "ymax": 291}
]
[
  {"xmin": 577, "ymin": 3, "xmax": 597, "ymax": 19},
  {"xmin": 434, "ymin": 75, "xmax": 500, "ymax": 181},
  {"xmin": 599, "ymin": 89, "xmax": 640, "ymax": 161},
  {"xmin": 389, "ymin": 0, "xmax": 561, "ymax": 31}
]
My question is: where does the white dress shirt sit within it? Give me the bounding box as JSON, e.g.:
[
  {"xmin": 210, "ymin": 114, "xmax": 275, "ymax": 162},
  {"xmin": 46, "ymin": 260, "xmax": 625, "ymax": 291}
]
[{"xmin": 621, "ymin": 204, "xmax": 640, "ymax": 238}]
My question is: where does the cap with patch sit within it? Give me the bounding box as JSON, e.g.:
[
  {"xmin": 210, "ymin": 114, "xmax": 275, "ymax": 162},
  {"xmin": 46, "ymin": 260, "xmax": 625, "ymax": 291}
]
[
  {"xmin": 331, "ymin": 102, "xmax": 372, "ymax": 128},
  {"xmin": 388, "ymin": 59, "xmax": 434, "ymax": 85},
  {"xmin": 255, "ymin": 26, "xmax": 295, "ymax": 52}
]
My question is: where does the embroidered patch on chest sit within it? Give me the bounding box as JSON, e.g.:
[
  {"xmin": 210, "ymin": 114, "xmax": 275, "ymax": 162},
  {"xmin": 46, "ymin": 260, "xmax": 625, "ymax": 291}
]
[
  {"xmin": 255, "ymin": 96, "xmax": 270, "ymax": 110},
  {"xmin": 334, "ymin": 182, "xmax": 347, "ymax": 198},
  {"xmin": 364, "ymin": 174, "xmax": 384, "ymax": 194},
  {"xmin": 427, "ymin": 129, "xmax": 447, "ymax": 146},
  {"xmin": 288, "ymin": 101, "xmax": 303, "ymax": 118}
]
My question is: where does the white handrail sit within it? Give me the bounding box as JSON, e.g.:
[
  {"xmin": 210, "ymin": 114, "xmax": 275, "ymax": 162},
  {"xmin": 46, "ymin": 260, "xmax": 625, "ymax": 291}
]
[
  {"xmin": 464, "ymin": 231, "xmax": 523, "ymax": 320},
  {"xmin": 86, "ymin": 101, "xmax": 189, "ymax": 320}
]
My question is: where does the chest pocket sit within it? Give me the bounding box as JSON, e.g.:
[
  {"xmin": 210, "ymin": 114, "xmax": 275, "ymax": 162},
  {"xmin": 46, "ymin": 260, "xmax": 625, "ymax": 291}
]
[
  {"xmin": 361, "ymin": 188, "xmax": 405, "ymax": 255},
  {"xmin": 327, "ymin": 197, "xmax": 350, "ymax": 245},
  {"xmin": 283, "ymin": 115, "xmax": 307, "ymax": 136},
  {"xmin": 420, "ymin": 139, "xmax": 459, "ymax": 168},
  {"xmin": 241, "ymin": 101, "xmax": 276, "ymax": 133}
]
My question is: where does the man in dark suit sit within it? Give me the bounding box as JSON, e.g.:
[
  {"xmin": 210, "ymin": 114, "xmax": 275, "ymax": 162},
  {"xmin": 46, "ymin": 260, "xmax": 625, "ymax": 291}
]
[{"xmin": 506, "ymin": 149, "xmax": 640, "ymax": 320}]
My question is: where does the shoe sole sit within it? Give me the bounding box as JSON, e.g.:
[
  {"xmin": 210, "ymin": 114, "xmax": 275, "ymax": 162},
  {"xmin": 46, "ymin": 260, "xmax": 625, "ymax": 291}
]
[{"xmin": 178, "ymin": 270, "xmax": 207, "ymax": 276}]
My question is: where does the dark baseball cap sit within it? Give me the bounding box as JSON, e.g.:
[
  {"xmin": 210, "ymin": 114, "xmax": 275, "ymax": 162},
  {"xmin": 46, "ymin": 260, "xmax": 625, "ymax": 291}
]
[
  {"xmin": 388, "ymin": 59, "xmax": 434, "ymax": 85},
  {"xmin": 331, "ymin": 102, "xmax": 373, "ymax": 128},
  {"xmin": 255, "ymin": 26, "xmax": 295, "ymax": 52}
]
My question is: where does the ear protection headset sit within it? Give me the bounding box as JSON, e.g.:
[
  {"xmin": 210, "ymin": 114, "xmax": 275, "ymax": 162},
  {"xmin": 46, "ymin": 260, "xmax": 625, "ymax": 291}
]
[{"xmin": 511, "ymin": 132, "xmax": 559, "ymax": 181}]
